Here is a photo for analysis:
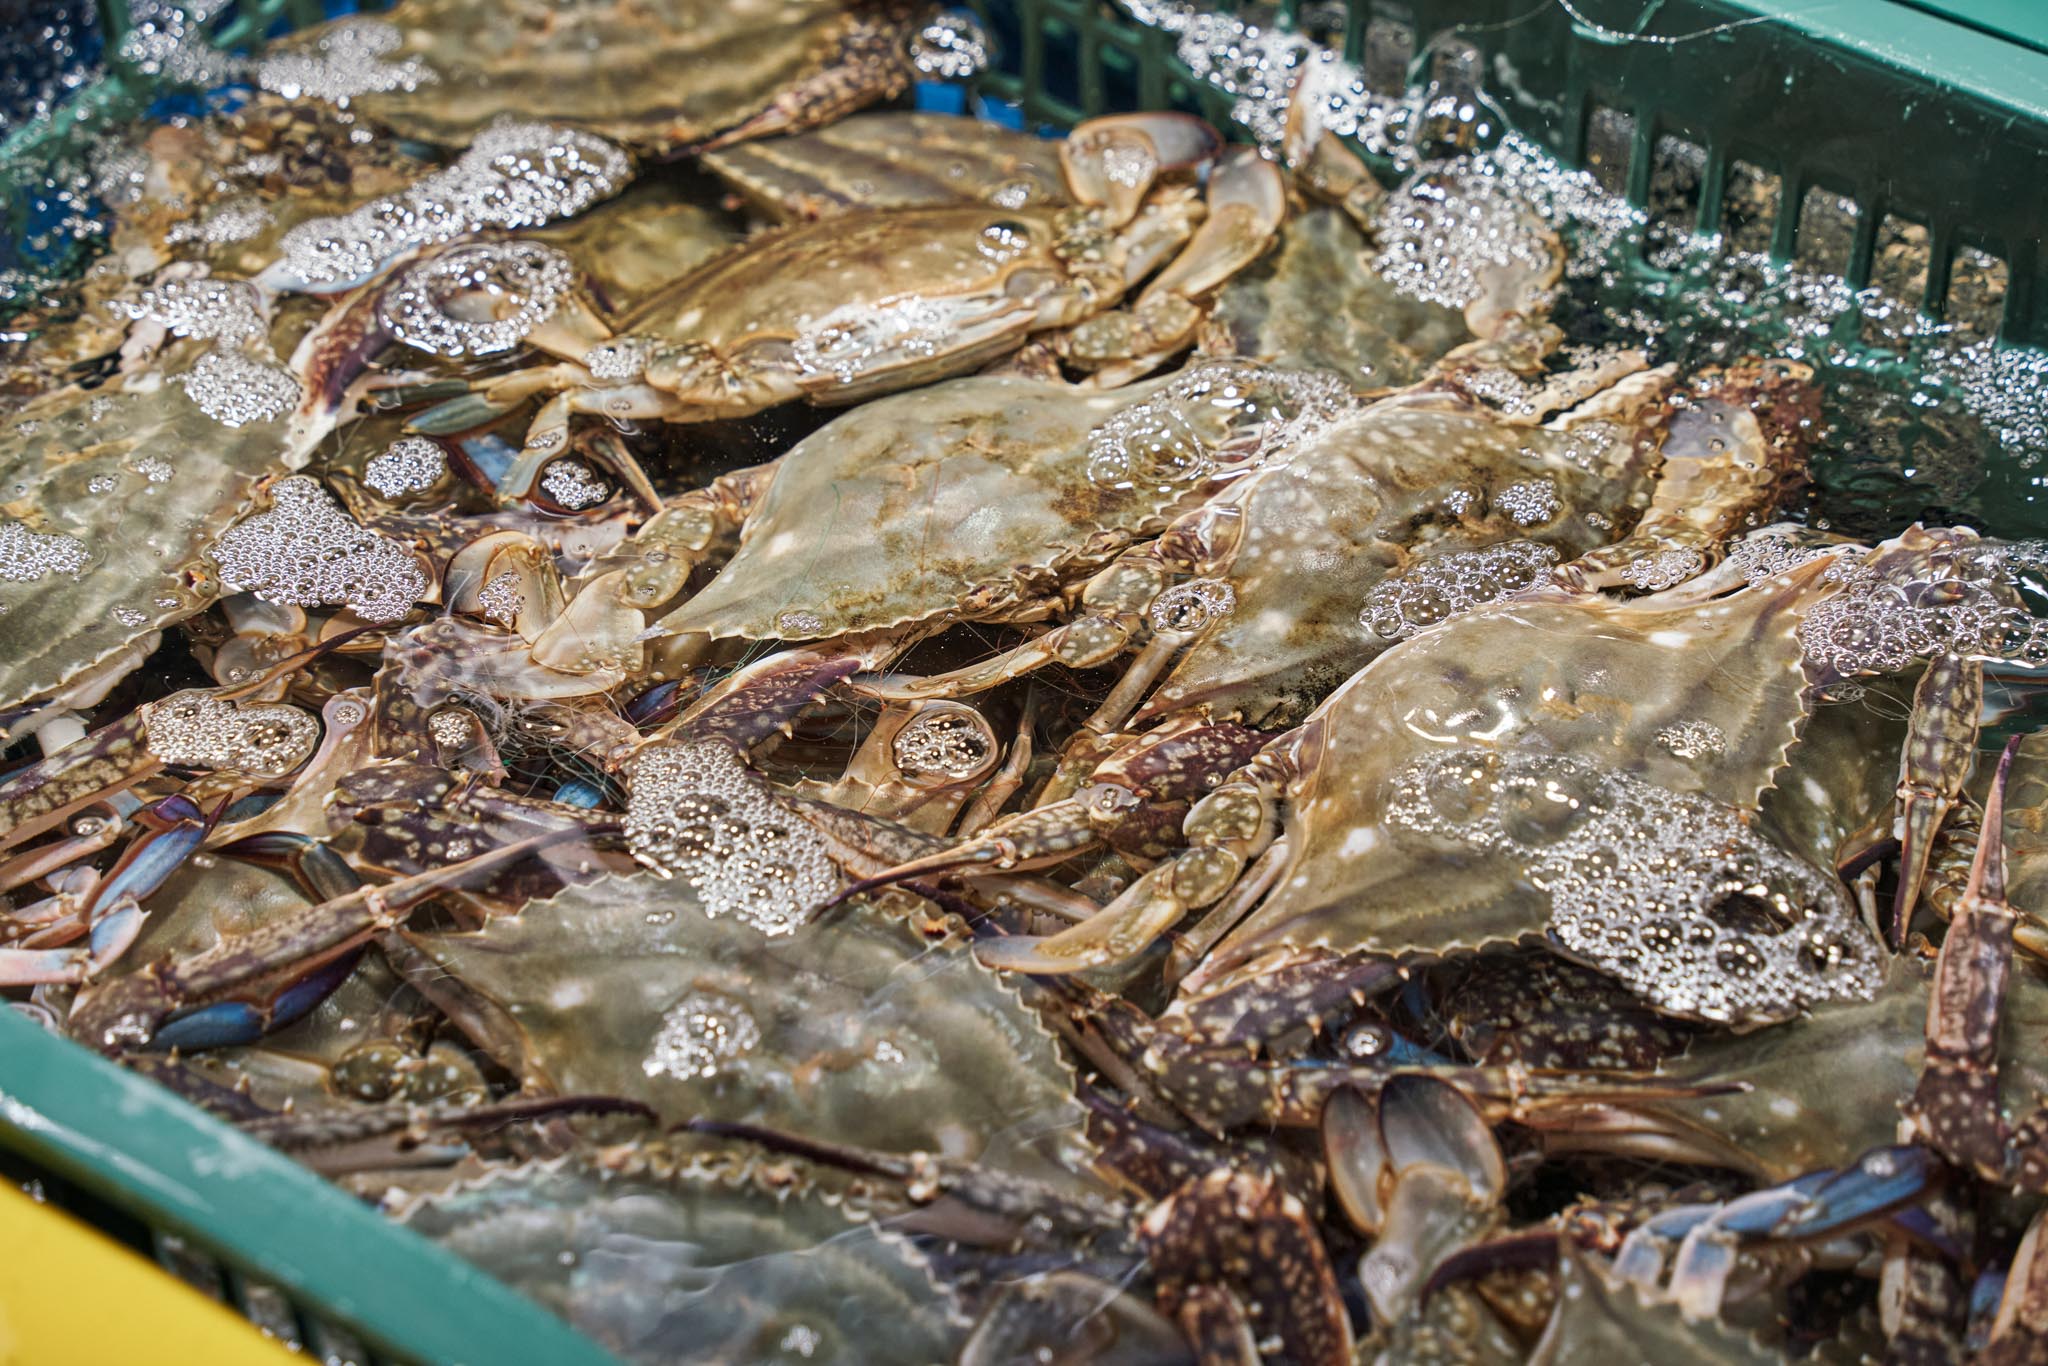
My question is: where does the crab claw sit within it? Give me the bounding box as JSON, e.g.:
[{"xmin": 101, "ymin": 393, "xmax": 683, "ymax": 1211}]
[
  {"xmin": 687, "ymin": 1117, "xmax": 1132, "ymax": 1249},
  {"xmin": 1140, "ymin": 149, "xmax": 1288, "ymax": 306},
  {"xmin": 1327, "ymin": 1077, "xmax": 1509, "ymax": 1324},
  {"xmin": 1771, "ymin": 1145, "xmax": 1939, "ymax": 1239},
  {"xmin": 1060, "ymin": 113, "xmax": 1221, "ymax": 225},
  {"xmin": 975, "ymin": 850, "xmax": 1224, "ymax": 975}
]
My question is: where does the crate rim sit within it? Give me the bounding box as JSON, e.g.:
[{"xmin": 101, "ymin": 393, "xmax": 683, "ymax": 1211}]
[
  {"xmin": 1722, "ymin": 0, "xmax": 2048, "ymax": 121},
  {"xmin": 0, "ymin": 1006, "xmax": 625, "ymax": 1366}
]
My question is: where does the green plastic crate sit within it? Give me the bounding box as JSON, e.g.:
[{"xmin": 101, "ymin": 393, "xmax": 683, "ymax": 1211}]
[{"xmin": 4, "ymin": 1, "xmax": 2048, "ymax": 1363}]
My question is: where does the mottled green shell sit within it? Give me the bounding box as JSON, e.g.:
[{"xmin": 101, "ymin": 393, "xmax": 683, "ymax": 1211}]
[
  {"xmin": 1203, "ymin": 206, "xmax": 1469, "ymax": 390},
  {"xmin": 1147, "ymin": 389, "xmax": 1666, "ymax": 726},
  {"xmin": 0, "ymin": 347, "xmax": 290, "ymax": 711},
  {"xmin": 527, "ymin": 176, "xmax": 743, "ymax": 317},
  {"xmin": 410, "ymin": 874, "xmax": 1092, "ymax": 1185},
  {"xmin": 1201, "ymin": 577, "xmax": 1822, "ymax": 983},
  {"xmin": 1646, "ymin": 952, "xmax": 2048, "ymax": 1181},
  {"xmin": 399, "ymin": 1158, "xmax": 960, "ymax": 1365},
  {"xmin": 658, "ymin": 374, "xmax": 1197, "ymax": 640},
  {"xmin": 286, "ymin": 0, "xmax": 915, "ymax": 154},
  {"xmin": 1526, "ymin": 1249, "xmax": 1782, "ymax": 1366}
]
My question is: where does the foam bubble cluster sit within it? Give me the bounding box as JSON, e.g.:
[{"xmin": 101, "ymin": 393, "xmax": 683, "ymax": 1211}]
[
  {"xmin": 1086, "ymin": 362, "xmax": 1357, "ymax": 490},
  {"xmin": 890, "ymin": 708, "xmax": 995, "ymax": 781},
  {"xmin": 1361, "ymin": 541, "xmax": 1558, "ymax": 641},
  {"xmin": 176, "ymin": 349, "xmax": 301, "ymax": 428},
  {"xmin": 1150, "ymin": 578, "xmax": 1235, "ymax": 634},
  {"xmin": 625, "ymin": 740, "xmax": 839, "ymax": 936},
  {"xmin": 1621, "ymin": 547, "xmax": 1706, "ymax": 591},
  {"xmin": 1120, "ymin": 0, "xmax": 1412, "ymax": 151},
  {"xmin": 363, "ymin": 437, "xmax": 447, "ymax": 498},
  {"xmin": 1386, "ymin": 748, "xmax": 1881, "ymax": 1023},
  {"xmin": 790, "ymin": 298, "xmax": 958, "ymax": 385},
  {"xmin": 1729, "ymin": 530, "xmax": 1838, "ymax": 584},
  {"xmin": 116, "ymin": 274, "xmax": 300, "ymax": 427},
  {"xmin": 910, "ymin": 12, "xmax": 992, "ymax": 80},
  {"xmin": 1494, "ymin": 478, "xmax": 1561, "ymax": 527},
  {"xmin": 255, "ymin": 18, "xmax": 435, "ymax": 102},
  {"xmin": 209, "ymin": 477, "xmax": 428, "ymax": 623},
  {"xmin": 145, "ymin": 692, "xmax": 320, "ymax": 776},
  {"xmin": 540, "ymin": 460, "xmax": 611, "ymax": 510},
  {"xmin": 379, "ymin": 241, "xmax": 574, "ymax": 358},
  {"xmin": 477, "ymin": 570, "xmax": 525, "ymax": 626},
  {"xmin": 0, "ymin": 521, "xmax": 90, "ymax": 583},
  {"xmin": 1373, "ymin": 160, "xmax": 1559, "ymax": 312},
  {"xmin": 116, "ymin": 276, "xmax": 267, "ymax": 347},
  {"xmin": 274, "ymin": 120, "xmax": 630, "ymax": 292},
  {"xmin": 1654, "ymin": 720, "xmax": 1727, "ymax": 760},
  {"xmin": 1798, "ymin": 547, "xmax": 2048, "ymax": 676},
  {"xmin": 581, "ymin": 337, "xmax": 650, "ymax": 382},
  {"xmin": 643, "ymin": 989, "xmax": 762, "ymax": 1081}
]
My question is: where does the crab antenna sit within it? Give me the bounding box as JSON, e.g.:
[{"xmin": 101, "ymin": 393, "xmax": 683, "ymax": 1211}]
[{"xmin": 1967, "ymin": 735, "xmax": 2021, "ymax": 906}]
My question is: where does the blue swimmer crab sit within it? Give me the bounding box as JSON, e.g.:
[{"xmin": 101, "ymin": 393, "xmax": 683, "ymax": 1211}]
[
  {"xmin": 407, "ymin": 113, "xmax": 1286, "ymax": 499},
  {"xmin": 867, "ymin": 355, "xmax": 1810, "ymax": 739},
  {"xmin": 394, "ymin": 1153, "xmax": 967, "ymax": 1365},
  {"xmin": 533, "ymin": 361, "xmax": 1353, "ymax": 677},
  {"xmin": 404, "ymin": 872, "xmax": 1093, "ymax": 1187},
  {"xmin": 970, "ymin": 527, "xmax": 2022, "ymax": 1029}
]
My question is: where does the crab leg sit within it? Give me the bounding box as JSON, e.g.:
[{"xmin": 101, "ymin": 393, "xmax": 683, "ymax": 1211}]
[
  {"xmin": 1983, "ymin": 1209, "xmax": 2048, "ymax": 1364},
  {"xmin": 0, "ymin": 794, "xmax": 214, "ymax": 987},
  {"xmin": 1890, "ymin": 651, "xmax": 1984, "ymax": 946},
  {"xmin": 1904, "ymin": 737, "xmax": 2048, "ymax": 1191},
  {"xmin": 540, "ymin": 460, "xmax": 777, "ymax": 673},
  {"xmin": 1063, "ymin": 150, "xmax": 1289, "ymax": 388},
  {"xmin": 975, "ymin": 733, "xmax": 1301, "ymax": 975},
  {"xmin": 67, "ymin": 827, "xmax": 584, "ymax": 1053}
]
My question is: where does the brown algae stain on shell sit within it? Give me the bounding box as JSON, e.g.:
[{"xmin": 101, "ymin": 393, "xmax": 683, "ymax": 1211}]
[{"xmin": 408, "ymin": 873, "xmax": 1093, "ymax": 1187}]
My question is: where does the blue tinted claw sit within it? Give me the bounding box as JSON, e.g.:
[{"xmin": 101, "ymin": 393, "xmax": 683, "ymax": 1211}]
[
  {"xmin": 1772, "ymin": 1145, "xmax": 1937, "ymax": 1239},
  {"xmin": 150, "ymin": 1001, "xmax": 269, "ymax": 1052}
]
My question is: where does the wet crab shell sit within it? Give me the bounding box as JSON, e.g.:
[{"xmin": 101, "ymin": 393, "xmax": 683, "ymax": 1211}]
[
  {"xmin": 1200, "ymin": 204, "xmax": 1471, "ymax": 391},
  {"xmin": 406, "ymin": 873, "xmax": 1093, "ymax": 1188},
  {"xmin": 0, "ymin": 347, "xmax": 295, "ymax": 714},
  {"xmin": 396, "ymin": 1156, "xmax": 963, "ymax": 1365},
  {"xmin": 699, "ymin": 111, "xmax": 1073, "ymax": 222},
  {"xmin": 1136, "ymin": 377, "xmax": 1677, "ymax": 727},
  {"xmin": 1191, "ymin": 565, "xmax": 1886, "ymax": 1027},
  {"xmin": 615, "ymin": 200, "xmax": 1127, "ymax": 408},
  {"xmin": 655, "ymin": 372, "xmax": 1220, "ymax": 642},
  {"xmin": 276, "ymin": 0, "xmax": 924, "ymax": 155}
]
